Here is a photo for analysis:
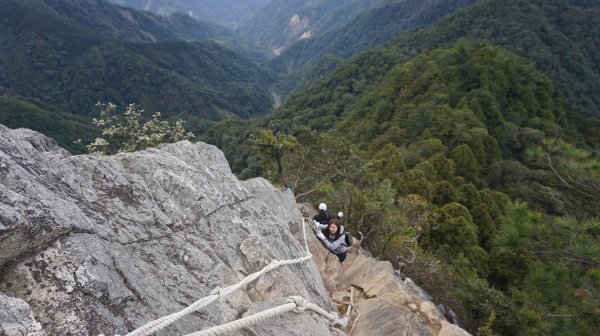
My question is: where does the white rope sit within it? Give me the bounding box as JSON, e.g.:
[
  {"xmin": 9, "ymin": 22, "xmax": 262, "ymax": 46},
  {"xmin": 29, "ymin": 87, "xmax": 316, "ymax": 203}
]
[
  {"xmin": 125, "ymin": 217, "xmax": 313, "ymax": 336},
  {"xmin": 184, "ymin": 302, "xmax": 297, "ymax": 336},
  {"xmin": 183, "ymin": 296, "xmax": 347, "ymax": 336}
]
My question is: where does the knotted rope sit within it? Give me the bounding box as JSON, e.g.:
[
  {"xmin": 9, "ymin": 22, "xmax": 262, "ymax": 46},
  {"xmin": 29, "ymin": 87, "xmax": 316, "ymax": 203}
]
[
  {"xmin": 125, "ymin": 217, "xmax": 317, "ymax": 336},
  {"xmin": 183, "ymin": 296, "xmax": 347, "ymax": 336}
]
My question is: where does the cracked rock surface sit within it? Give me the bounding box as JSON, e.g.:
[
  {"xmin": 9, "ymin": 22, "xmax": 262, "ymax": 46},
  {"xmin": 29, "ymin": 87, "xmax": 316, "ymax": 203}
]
[
  {"xmin": 296, "ymin": 205, "xmax": 471, "ymax": 336},
  {"xmin": 0, "ymin": 292, "xmax": 44, "ymax": 336},
  {"xmin": 0, "ymin": 125, "xmax": 334, "ymax": 335},
  {"xmin": 342, "ymin": 255, "xmax": 471, "ymax": 336}
]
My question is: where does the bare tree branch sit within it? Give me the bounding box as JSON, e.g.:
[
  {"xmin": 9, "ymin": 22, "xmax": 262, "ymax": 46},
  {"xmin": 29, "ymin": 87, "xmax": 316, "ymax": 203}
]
[
  {"xmin": 544, "ymin": 150, "xmax": 598, "ymax": 199},
  {"xmin": 295, "ymin": 177, "xmax": 330, "ymax": 200},
  {"xmin": 536, "ymin": 239, "xmax": 600, "ymax": 266},
  {"xmin": 395, "ymin": 227, "xmax": 423, "ymax": 265}
]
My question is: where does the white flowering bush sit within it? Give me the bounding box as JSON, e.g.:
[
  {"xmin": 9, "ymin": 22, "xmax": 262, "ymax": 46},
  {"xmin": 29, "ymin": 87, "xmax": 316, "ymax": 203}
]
[{"xmin": 87, "ymin": 102, "xmax": 195, "ymax": 154}]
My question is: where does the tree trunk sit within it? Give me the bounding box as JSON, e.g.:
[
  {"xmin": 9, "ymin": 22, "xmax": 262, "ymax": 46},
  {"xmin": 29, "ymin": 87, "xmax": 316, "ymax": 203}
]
[{"xmin": 276, "ymin": 148, "xmax": 290, "ymax": 190}]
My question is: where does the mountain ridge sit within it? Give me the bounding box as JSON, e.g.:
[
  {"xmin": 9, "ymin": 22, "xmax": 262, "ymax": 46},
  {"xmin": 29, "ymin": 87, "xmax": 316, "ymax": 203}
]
[
  {"xmin": 239, "ymin": 0, "xmax": 382, "ymax": 55},
  {"xmin": 270, "ymin": 0, "xmax": 476, "ymax": 97},
  {"xmin": 29, "ymin": 0, "xmax": 235, "ymax": 43},
  {"xmin": 107, "ymin": 0, "xmax": 271, "ymax": 28},
  {"xmin": 271, "ymin": 0, "xmax": 600, "ymax": 126},
  {"xmin": 0, "ymin": 0, "xmax": 274, "ymax": 152}
]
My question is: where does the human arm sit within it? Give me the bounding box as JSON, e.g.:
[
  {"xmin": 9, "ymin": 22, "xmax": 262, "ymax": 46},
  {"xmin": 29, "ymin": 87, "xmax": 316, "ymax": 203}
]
[{"xmin": 319, "ymin": 234, "xmax": 346, "ymax": 252}]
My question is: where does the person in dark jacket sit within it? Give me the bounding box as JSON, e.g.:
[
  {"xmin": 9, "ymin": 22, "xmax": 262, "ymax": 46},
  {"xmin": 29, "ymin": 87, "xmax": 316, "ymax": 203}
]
[
  {"xmin": 313, "ymin": 202, "xmax": 332, "ymax": 225},
  {"xmin": 315, "ymin": 217, "xmax": 348, "ymax": 263}
]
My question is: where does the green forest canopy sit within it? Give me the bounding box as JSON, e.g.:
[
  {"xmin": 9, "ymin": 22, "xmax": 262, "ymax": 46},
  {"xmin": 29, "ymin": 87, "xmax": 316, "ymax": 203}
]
[{"xmin": 203, "ymin": 41, "xmax": 600, "ymax": 335}]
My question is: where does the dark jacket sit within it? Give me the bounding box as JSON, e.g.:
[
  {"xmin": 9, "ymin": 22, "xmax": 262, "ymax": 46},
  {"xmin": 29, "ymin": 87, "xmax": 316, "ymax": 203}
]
[{"xmin": 313, "ymin": 210, "xmax": 332, "ymax": 224}]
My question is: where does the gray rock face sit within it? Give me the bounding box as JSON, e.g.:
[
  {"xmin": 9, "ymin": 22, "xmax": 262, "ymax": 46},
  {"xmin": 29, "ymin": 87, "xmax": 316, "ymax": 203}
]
[
  {"xmin": 0, "ymin": 126, "xmax": 335, "ymax": 335},
  {"xmin": 343, "ymin": 255, "xmax": 471, "ymax": 336},
  {"xmin": 0, "ymin": 293, "xmax": 44, "ymax": 336}
]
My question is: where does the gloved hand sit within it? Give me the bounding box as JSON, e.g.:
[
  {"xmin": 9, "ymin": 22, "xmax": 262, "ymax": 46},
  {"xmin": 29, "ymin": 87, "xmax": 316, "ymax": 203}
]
[
  {"xmin": 313, "ymin": 220, "xmax": 321, "ymax": 230},
  {"xmin": 316, "ymin": 230, "xmax": 325, "ymax": 240}
]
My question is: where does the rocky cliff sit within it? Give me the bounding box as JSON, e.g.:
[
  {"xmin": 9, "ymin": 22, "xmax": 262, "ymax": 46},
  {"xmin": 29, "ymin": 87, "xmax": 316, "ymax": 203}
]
[{"xmin": 0, "ymin": 125, "xmax": 469, "ymax": 336}]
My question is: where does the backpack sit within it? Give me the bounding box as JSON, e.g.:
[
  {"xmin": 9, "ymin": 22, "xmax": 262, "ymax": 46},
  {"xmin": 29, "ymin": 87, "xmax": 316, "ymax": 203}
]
[{"xmin": 344, "ymin": 231, "xmax": 353, "ymax": 246}]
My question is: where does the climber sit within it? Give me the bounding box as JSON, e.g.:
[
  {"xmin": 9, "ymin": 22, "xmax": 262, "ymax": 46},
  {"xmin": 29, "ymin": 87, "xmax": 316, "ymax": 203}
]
[
  {"xmin": 312, "ymin": 202, "xmax": 332, "ymax": 225},
  {"xmin": 315, "ymin": 217, "xmax": 348, "ymax": 263}
]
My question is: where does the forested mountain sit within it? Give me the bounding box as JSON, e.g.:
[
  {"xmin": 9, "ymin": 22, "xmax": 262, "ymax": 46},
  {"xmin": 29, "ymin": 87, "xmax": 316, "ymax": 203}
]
[
  {"xmin": 204, "ymin": 40, "xmax": 600, "ymax": 336},
  {"xmin": 1, "ymin": 0, "xmax": 599, "ymax": 334},
  {"xmin": 107, "ymin": 0, "xmax": 270, "ymax": 28},
  {"xmin": 28, "ymin": 0, "xmax": 235, "ymax": 43},
  {"xmin": 0, "ymin": 0, "xmax": 273, "ymax": 151},
  {"xmin": 334, "ymin": 43, "xmax": 599, "ymax": 335},
  {"xmin": 27, "ymin": 0, "xmax": 271, "ymax": 63},
  {"xmin": 271, "ymin": 0, "xmax": 475, "ymax": 96},
  {"xmin": 238, "ymin": 0, "xmax": 381, "ymax": 55},
  {"xmin": 202, "ymin": 1, "xmax": 600, "ymax": 334},
  {"xmin": 0, "ymin": 96, "xmax": 98, "ymax": 153},
  {"xmin": 272, "ymin": 0, "xmax": 600, "ymax": 132}
]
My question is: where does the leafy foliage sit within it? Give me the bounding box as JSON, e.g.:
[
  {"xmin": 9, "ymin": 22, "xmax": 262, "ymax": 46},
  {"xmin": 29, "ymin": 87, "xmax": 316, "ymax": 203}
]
[
  {"xmin": 249, "ymin": 128, "xmax": 299, "ymax": 189},
  {"xmin": 528, "ymin": 138, "xmax": 600, "ymax": 200},
  {"xmin": 492, "ymin": 203, "xmax": 600, "ymax": 335},
  {"xmin": 87, "ymin": 102, "xmax": 194, "ymax": 154}
]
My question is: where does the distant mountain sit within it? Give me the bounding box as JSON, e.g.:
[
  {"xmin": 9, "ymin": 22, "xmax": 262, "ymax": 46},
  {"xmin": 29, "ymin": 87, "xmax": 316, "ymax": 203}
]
[
  {"xmin": 28, "ymin": 0, "xmax": 234, "ymax": 43},
  {"xmin": 0, "ymin": 0, "xmax": 273, "ymax": 150},
  {"xmin": 27, "ymin": 0, "xmax": 271, "ymax": 63},
  {"xmin": 271, "ymin": 0, "xmax": 475, "ymax": 96},
  {"xmin": 239, "ymin": 0, "xmax": 381, "ymax": 55},
  {"xmin": 272, "ymin": 0, "xmax": 600, "ymax": 131},
  {"xmin": 107, "ymin": 0, "xmax": 270, "ymax": 28}
]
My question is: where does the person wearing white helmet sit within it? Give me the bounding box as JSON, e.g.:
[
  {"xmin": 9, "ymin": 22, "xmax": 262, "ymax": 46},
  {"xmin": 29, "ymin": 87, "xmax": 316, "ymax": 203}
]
[{"xmin": 312, "ymin": 202, "xmax": 332, "ymax": 226}]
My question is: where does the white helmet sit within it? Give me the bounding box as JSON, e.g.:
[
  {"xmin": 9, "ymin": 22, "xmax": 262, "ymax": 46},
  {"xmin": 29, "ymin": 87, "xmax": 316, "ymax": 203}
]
[
  {"xmin": 319, "ymin": 203, "xmax": 327, "ymax": 211},
  {"xmin": 338, "ymin": 212, "xmax": 343, "ymax": 218}
]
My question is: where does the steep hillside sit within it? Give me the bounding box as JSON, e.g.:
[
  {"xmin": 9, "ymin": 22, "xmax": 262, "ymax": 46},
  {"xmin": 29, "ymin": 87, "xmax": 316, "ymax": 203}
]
[
  {"xmin": 0, "ymin": 0, "xmax": 273, "ymax": 144},
  {"xmin": 273, "ymin": 0, "xmax": 600, "ymax": 126},
  {"xmin": 0, "ymin": 125, "xmax": 333, "ymax": 335},
  {"xmin": 0, "ymin": 125, "xmax": 470, "ymax": 336},
  {"xmin": 386, "ymin": 0, "xmax": 600, "ymax": 119},
  {"xmin": 270, "ymin": 37, "xmax": 600, "ymax": 216},
  {"xmin": 204, "ymin": 42, "xmax": 600, "ymax": 335},
  {"xmin": 239, "ymin": 0, "xmax": 381, "ymax": 55},
  {"xmin": 107, "ymin": 0, "xmax": 270, "ymax": 28},
  {"xmin": 0, "ymin": 96, "xmax": 97, "ymax": 153},
  {"xmin": 271, "ymin": 0, "xmax": 475, "ymax": 95},
  {"xmin": 31, "ymin": 0, "xmax": 235, "ymax": 43},
  {"xmin": 28, "ymin": 0, "xmax": 272, "ymax": 65},
  {"xmin": 335, "ymin": 42, "xmax": 586, "ymax": 213}
]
